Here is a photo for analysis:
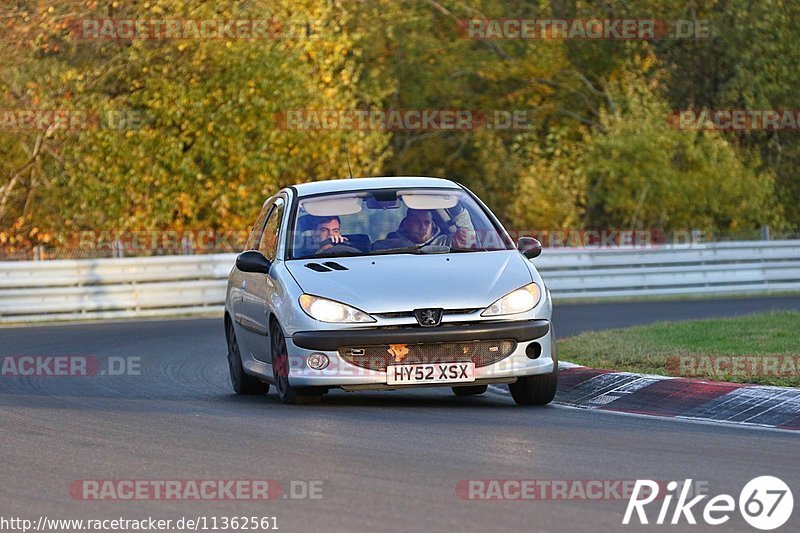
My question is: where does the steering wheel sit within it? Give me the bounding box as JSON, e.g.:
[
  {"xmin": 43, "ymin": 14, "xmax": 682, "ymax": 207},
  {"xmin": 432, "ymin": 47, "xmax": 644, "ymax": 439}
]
[{"xmin": 314, "ymin": 238, "xmax": 362, "ymax": 256}]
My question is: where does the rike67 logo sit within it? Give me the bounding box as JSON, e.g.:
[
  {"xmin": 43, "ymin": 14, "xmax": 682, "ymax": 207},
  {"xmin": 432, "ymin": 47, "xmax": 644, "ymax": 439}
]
[{"xmin": 624, "ymin": 477, "xmax": 793, "ymax": 530}]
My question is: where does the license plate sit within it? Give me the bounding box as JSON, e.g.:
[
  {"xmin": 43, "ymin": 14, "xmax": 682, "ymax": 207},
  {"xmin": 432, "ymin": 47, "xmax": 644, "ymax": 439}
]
[{"xmin": 386, "ymin": 362, "xmax": 475, "ymax": 385}]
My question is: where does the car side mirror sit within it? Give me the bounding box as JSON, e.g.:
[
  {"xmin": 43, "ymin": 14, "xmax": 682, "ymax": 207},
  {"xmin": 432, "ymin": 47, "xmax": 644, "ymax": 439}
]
[
  {"xmin": 517, "ymin": 237, "xmax": 542, "ymax": 259},
  {"xmin": 236, "ymin": 251, "xmax": 271, "ymax": 274}
]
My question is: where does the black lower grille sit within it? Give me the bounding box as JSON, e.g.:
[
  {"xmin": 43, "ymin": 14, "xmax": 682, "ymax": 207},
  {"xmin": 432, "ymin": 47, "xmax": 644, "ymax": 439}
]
[{"xmin": 338, "ymin": 340, "xmax": 516, "ymax": 371}]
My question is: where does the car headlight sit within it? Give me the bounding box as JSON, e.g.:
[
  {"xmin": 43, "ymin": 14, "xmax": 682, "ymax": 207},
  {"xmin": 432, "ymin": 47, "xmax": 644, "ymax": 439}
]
[
  {"xmin": 481, "ymin": 283, "xmax": 541, "ymax": 317},
  {"xmin": 299, "ymin": 295, "xmax": 376, "ymax": 323}
]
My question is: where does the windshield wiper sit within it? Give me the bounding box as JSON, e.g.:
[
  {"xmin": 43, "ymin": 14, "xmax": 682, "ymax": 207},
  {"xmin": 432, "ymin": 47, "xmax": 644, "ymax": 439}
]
[
  {"xmin": 367, "ymin": 240, "xmax": 455, "ymax": 255},
  {"xmin": 448, "ymin": 247, "xmax": 494, "ymax": 253},
  {"xmin": 366, "ymin": 246, "xmax": 424, "ymax": 255},
  {"xmin": 308, "ymin": 246, "xmax": 497, "ymax": 259},
  {"xmin": 297, "ymin": 249, "xmax": 366, "ymax": 260}
]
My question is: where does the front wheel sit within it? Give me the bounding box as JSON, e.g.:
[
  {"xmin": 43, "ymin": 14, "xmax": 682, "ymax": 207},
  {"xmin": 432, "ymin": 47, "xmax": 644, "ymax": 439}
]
[
  {"xmin": 508, "ymin": 331, "xmax": 559, "ymax": 406},
  {"xmin": 226, "ymin": 318, "xmax": 269, "ymax": 395},
  {"xmin": 507, "ymin": 368, "xmax": 557, "ymax": 405},
  {"xmin": 270, "ymin": 321, "xmax": 324, "ymax": 404}
]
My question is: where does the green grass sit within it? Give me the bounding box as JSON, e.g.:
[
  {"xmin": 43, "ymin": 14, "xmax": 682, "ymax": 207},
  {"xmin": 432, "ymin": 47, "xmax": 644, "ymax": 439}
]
[{"xmin": 558, "ymin": 310, "xmax": 800, "ymax": 387}]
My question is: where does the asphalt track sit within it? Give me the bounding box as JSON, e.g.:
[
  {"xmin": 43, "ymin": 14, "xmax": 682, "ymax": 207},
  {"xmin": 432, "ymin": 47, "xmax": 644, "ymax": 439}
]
[{"xmin": 1, "ymin": 296, "xmax": 799, "ymax": 533}]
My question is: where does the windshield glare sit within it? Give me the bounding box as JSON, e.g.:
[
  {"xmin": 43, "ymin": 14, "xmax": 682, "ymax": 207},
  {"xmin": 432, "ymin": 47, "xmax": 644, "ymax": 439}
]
[{"xmin": 289, "ymin": 188, "xmax": 512, "ymax": 259}]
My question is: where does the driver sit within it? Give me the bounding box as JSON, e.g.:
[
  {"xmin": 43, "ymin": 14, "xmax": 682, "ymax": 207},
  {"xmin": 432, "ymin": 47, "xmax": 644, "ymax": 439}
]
[{"xmin": 314, "ymin": 216, "xmax": 348, "ymax": 252}]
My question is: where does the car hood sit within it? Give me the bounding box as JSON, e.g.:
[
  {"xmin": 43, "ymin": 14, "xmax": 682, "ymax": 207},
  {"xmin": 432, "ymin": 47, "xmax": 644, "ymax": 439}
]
[{"xmin": 285, "ymin": 250, "xmax": 533, "ymax": 314}]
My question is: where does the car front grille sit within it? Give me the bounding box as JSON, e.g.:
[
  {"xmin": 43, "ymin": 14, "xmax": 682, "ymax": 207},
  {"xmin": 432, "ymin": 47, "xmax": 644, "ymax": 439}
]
[
  {"xmin": 338, "ymin": 339, "xmax": 516, "ymax": 371},
  {"xmin": 374, "ymin": 308, "xmax": 480, "ymax": 319}
]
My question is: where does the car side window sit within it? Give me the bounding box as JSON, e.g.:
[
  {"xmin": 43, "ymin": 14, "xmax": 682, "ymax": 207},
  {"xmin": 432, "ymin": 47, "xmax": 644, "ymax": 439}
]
[
  {"xmin": 259, "ymin": 198, "xmax": 285, "ymax": 261},
  {"xmin": 245, "ymin": 201, "xmax": 273, "ymax": 250}
]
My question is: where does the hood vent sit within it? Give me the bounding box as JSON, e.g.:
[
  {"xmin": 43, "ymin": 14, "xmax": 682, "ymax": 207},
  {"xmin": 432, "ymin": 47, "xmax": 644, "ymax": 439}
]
[
  {"xmin": 304, "ymin": 263, "xmax": 332, "ymax": 272},
  {"xmin": 323, "ymin": 262, "xmax": 348, "ymax": 271},
  {"xmin": 304, "ymin": 262, "xmax": 349, "ymax": 272}
]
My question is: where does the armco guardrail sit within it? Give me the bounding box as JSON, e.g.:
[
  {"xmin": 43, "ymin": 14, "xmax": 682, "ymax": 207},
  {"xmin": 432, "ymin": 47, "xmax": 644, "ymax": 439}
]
[
  {"xmin": 535, "ymin": 240, "xmax": 800, "ymax": 299},
  {"xmin": 0, "ymin": 241, "xmax": 799, "ymax": 323},
  {"xmin": 0, "ymin": 254, "xmax": 236, "ymax": 323}
]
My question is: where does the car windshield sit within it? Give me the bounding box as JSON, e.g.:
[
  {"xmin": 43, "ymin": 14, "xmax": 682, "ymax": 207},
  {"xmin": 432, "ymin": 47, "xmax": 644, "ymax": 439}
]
[{"xmin": 288, "ymin": 188, "xmax": 513, "ymax": 259}]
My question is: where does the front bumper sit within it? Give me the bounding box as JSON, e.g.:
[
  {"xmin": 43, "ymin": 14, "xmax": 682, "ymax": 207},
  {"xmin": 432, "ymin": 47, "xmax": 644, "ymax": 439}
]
[
  {"xmin": 292, "ymin": 319, "xmax": 549, "ymax": 351},
  {"xmin": 286, "ymin": 319, "xmax": 554, "ymax": 388}
]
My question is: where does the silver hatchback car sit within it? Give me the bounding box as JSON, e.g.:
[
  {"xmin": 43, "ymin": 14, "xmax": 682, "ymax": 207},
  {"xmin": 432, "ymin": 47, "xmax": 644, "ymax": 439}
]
[{"xmin": 224, "ymin": 177, "xmax": 556, "ymax": 405}]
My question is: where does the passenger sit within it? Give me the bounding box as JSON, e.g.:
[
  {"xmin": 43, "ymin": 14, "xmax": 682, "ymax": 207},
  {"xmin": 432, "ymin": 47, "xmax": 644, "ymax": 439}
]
[
  {"xmin": 388, "ymin": 208, "xmax": 476, "ymax": 248},
  {"xmin": 391, "ymin": 209, "xmax": 446, "ymax": 245}
]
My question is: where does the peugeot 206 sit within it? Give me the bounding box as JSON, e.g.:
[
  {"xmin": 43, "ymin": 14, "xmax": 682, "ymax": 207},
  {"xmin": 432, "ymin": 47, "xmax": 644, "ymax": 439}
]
[{"xmin": 224, "ymin": 177, "xmax": 555, "ymax": 405}]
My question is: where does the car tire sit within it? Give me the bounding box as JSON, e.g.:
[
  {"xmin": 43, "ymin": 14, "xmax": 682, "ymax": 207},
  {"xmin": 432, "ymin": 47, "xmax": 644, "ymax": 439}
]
[
  {"xmin": 508, "ymin": 328, "xmax": 558, "ymax": 406},
  {"xmin": 226, "ymin": 318, "xmax": 269, "ymax": 395},
  {"xmin": 270, "ymin": 320, "xmax": 324, "ymax": 405},
  {"xmin": 452, "ymin": 385, "xmax": 488, "ymax": 396}
]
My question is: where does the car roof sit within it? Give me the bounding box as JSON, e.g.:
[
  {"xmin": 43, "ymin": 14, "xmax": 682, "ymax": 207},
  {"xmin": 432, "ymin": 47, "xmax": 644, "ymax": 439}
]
[{"xmin": 290, "ymin": 176, "xmax": 461, "ymax": 197}]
